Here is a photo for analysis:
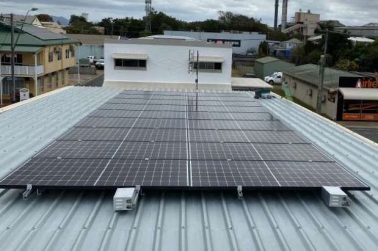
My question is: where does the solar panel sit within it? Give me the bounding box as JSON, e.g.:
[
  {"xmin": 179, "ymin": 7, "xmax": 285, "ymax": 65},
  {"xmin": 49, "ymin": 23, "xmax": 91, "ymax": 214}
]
[
  {"xmin": 0, "ymin": 90, "xmax": 369, "ymax": 191},
  {"xmin": 125, "ymin": 128, "xmax": 186, "ymax": 142},
  {"xmin": 115, "ymin": 141, "xmax": 187, "ymax": 160},
  {"xmin": 59, "ymin": 128, "xmax": 129, "ymax": 141},
  {"xmin": 191, "ymin": 161, "xmax": 279, "ymax": 187},
  {"xmin": 190, "ymin": 142, "xmax": 261, "ymax": 160},
  {"xmin": 76, "ymin": 117, "xmax": 137, "ymax": 128}
]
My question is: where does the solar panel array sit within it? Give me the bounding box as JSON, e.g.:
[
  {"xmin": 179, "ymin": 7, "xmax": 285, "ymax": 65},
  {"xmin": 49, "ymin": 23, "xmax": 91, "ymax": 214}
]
[{"xmin": 0, "ymin": 90, "xmax": 368, "ymax": 190}]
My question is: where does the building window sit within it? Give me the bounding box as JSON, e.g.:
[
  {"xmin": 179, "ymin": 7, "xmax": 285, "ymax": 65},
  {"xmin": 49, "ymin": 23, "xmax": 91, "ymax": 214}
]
[
  {"xmin": 193, "ymin": 62, "xmax": 222, "ymax": 72},
  {"xmin": 114, "ymin": 59, "xmax": 147, "ymax": 69},
  {"xmin": 65, "ymin": 49, "xmax": 70, "ymax": 59},
  {"xmin": 1, "ymin": 77, "xmax": 25, "ymax": 94},
  {"xmin": 57, "ymin": 48, "xmax": 62, "ymax": 61},
  {"xmin": 1, "ymin": 54, "xmax": 23, "ymax": 65},
  {"xmin": 48, "ymin": 51, "xmax": 54, "ymax": 62}
]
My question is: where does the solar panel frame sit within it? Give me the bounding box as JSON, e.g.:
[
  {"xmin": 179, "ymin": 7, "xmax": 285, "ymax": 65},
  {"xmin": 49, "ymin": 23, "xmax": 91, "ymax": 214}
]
[{"xmin": 0, "ymin": 90, "xmax": 370, "ymax": 191}]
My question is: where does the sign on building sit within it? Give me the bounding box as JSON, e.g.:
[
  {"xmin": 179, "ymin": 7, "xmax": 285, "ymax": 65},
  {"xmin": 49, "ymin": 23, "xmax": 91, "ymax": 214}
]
[{"xmin": 19, "ymin": 88, "xmax": 30, "ymax": 101}]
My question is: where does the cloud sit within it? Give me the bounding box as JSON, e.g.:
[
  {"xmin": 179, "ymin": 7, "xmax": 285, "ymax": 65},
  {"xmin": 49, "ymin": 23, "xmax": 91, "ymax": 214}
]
[{"xmin": 1, "ymin": 0, "xmax": 378, "ymax": 26}]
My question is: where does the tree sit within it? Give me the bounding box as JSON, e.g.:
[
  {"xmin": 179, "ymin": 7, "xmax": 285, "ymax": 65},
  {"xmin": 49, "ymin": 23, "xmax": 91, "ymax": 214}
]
[
  {"xmin": 258, "ymin": 41, "xmax": 269, "ymax": 57},
  {"xmin": 36, "ymin": 14, "xmax": 53, "ymax": 22},
  {"xmin": 66, "ymin": 15, "xmax": 100, "ymax": 34}
]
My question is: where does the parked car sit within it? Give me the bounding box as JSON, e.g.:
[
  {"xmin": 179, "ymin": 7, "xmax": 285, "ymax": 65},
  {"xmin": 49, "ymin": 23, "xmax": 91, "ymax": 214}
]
[
  {"xmin": 264, "ymin": 72, "xmax": 283, "ymax": 85},
  {"xmin": 87, "ymin": 56, "xmax": 95, "ymax": 64},
  {"xmin": 95, "ymin": 59, "xmax": 105, "ymax": 70}
]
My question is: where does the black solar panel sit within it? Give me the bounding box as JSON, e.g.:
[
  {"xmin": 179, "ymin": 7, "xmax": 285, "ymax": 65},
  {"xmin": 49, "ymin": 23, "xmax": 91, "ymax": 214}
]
[{"xmin": 0, "ymin": 90, "xmax": 369, "ymax": 191}]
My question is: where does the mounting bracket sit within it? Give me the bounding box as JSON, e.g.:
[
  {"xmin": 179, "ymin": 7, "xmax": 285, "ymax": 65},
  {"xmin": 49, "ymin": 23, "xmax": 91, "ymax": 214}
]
[
  {"xmin": 237, "ymin": 185, "xmax": 243, "ymax": 199},
  {"xmin": 22, "ymin": 184, "xmax": 33, "ymax": 199}
]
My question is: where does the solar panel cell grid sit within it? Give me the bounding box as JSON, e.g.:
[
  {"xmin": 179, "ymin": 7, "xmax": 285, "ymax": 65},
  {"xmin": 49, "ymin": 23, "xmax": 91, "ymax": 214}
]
[
  {"xmin": 115, "ymin": 141, "xmax": 187, "ymax": 160},
  {"xmin": 95, "ymin": 160, "xmax": 188, "ymax": 187},
  {"xmin": 191, "ymin": 161, "xmax": 279, "ymax": 187},
  {"xmin": 125, "ymin": 128, "xmax": 187, "ymax": 142},
  {"xmin": 59, "ymin": 128, "xmax": 129, "ymax": 141},
  {"xmin": 76, "ymin": 117, "xmax": 137, "ymax": 128}
]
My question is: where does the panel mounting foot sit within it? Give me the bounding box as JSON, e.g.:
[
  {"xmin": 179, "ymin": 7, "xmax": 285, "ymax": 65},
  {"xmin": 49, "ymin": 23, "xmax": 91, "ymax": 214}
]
[
  {"xmin": 22, "ymin": 184, "xmax": 33, "ymax": 200},
  {"xmin": 237, "ymin": 185, "xmax": 243, "ymax": 199}
]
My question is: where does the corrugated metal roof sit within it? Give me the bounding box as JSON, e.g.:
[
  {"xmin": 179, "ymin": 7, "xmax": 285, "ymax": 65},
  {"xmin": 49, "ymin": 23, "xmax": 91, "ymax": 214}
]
[
  {"xmin": 0, "ymin": 87, "xmax": 377, "ymax": 251},
  {"xmin": 284, "ymin": 64, "xmax": 360, "ymax": 88},
  {"xmin": 255, "ymin": 56, "xmax": 280, "ymax": 64},
  {"xmin": 105, "ymin": 38, "xmax": 232, "ymax": 48}
]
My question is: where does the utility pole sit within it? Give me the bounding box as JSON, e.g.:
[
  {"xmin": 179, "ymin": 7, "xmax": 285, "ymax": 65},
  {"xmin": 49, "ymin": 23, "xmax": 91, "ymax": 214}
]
[
  {"xmin": 145, "ymin": 0, "xmax": 152, "ymax": 33},
  {"xmin": 316, "ymin": 29, "xmax": 328, "ymax": 114},
  {"xmin": 10, "ymin": 13, "xmax": 15, "ymax": 102}
]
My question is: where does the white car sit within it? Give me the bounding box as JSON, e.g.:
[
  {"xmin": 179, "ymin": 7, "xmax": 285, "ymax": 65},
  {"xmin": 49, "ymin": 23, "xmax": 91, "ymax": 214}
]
[
  {"xmin": 264, "ymin": 72, "xmax": 283, "ymax": 85},
  {"xmin": 95, "ymin": 59, "xmax": 104, "ymax": 69},
  {"xmin": 87, "ymin": 56, "xmax": 95, "ymax": 64}
]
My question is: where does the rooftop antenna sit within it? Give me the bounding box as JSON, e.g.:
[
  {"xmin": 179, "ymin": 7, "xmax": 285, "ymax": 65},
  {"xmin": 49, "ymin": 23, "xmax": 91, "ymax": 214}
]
[
  {"xmin": 188, "ymin": 50, "xmax": 199, "ymax": 110},
  {"xmin": 145, "ymin": 0, "xmax": 152, "ymax": 33}
]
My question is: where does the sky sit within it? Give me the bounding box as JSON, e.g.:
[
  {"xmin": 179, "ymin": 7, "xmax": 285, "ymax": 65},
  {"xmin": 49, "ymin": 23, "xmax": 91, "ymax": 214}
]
[{"xmin": 1, "ymin": 0, "xmax": 377, "ymax": 26}]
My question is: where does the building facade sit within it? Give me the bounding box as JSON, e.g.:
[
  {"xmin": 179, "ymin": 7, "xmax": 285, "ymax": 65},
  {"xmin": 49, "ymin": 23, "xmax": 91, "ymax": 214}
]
[
  {"xmin": 254, "ymin": 56, "xmax": 294, "ymax": 79},
  {"xmin": 164, "ymin": 30, "xmax": 266, "ymax": 55},
  {"xmin": 104, "ymin": 37, "xmax": 233, "ymax": 90},
  {"xmin": 283, "ymin": 64, "xmax": 360, "ymax": 120},
  {"xmin": 0, "ymin": 22, "xmax": 78, "ymax": 104}
]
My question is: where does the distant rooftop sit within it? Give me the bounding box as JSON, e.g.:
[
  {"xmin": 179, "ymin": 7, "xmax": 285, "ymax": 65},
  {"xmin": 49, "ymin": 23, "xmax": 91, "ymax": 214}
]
[
  {"xmin": 105, "ymin": 37, "xmax": 232, "ymax": 48},
  {"xmin": 284, "ymin": 64, "xmax": 360, "ymax": 88},
  {"xmin": 0, "ymin": 22, "xmax": 79, "ymax": 52}
]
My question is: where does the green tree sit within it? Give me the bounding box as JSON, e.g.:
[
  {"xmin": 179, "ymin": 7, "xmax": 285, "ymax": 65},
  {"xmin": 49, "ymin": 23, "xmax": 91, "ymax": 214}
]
[{"xmin": 36, "ymin": 14, "xmax": 53, "ymax": 22}]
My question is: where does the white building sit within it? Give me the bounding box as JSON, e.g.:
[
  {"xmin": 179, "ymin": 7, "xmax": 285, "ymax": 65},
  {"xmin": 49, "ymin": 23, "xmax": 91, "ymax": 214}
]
[
  {"xmin": 164, "ymin": 31, "xmax": 266, "ymax": 55},
  {"xmin": 104, "ymin": 37, "xmax": 233, "ymax": 90}
]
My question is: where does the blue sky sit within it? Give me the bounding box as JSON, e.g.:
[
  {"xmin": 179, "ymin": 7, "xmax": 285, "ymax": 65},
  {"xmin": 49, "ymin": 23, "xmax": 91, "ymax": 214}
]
[{"xmin": 1, "ymin": 0, "xmax": 377, "ymax": 26}]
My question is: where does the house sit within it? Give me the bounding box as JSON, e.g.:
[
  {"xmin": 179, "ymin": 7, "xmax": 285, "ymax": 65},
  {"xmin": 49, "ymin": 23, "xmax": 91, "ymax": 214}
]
[
  {"xmin": 0, "ymin": 86, "xmax": 377, "ymax": 250},
  {"xmin": 254, "ymin": 56, "xmax": 294, "ymax": 79},
  {"xmin": 0, "ymin": 14, "xmax": 42, "ymax": 27},
  {"xmin": 164, "ymin": 30, "xmax": 266, "ymax": 55},
  {"xmin": 273, "ymin": 38, "xmax": 303, "ymax": 59},
  {"xmin": 66, "ymin": 34, "xmax": 114, "ymax": 60},
  {"xmin": 40, "ymin": 21, "xmax": 66, "ymax": 34},
  {"xmin": 104, "ymin": 36, "xmax": 233, "ymax": 90},
  {"xmin": 283, "ymin": 64, "xmax": 363, "ymax": 120},
  {"xmin": 335, "ymin": 23, "xmax": 378, "ymax": 38},
  {"xmin": 0, "ymin": 22, "xmax": 79, "ymax": 103}
]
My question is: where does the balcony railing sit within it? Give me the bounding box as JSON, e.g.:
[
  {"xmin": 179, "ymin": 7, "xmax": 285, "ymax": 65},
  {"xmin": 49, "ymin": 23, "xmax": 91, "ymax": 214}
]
[{"xmin": 0, "ymin": 65, "xmax": 44, "ymax": 77}]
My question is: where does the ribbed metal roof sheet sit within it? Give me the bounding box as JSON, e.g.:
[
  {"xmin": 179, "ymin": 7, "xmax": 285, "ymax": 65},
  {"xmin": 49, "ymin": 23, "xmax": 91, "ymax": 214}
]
[{"xmin": 0, "ymin": 87, "xmax": 377, "ymax": 251}]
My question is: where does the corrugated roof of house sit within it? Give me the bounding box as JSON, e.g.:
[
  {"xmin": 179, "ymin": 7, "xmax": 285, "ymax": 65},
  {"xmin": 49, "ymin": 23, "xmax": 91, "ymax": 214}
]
[
  {"xmin": 66, "ymin": 34, "xmax": 114, "ymax": 45},
  {"xmin": 0, "ymin": 87, "xmax": 377, "ymax": 251},
  {"xmin": 255, "ymin": 56, "xmax": 280, "ymax": 64},
  {"xmin": 284, "ymin": 64, "xmax": 360, "ymax": 88},
  {"xmin": 105, "ymin": 38, "xmax": 232, "ymax": 48},
  {"xmin": 0, "ymin": 22, "xmax": 79, "ymax": 52}
]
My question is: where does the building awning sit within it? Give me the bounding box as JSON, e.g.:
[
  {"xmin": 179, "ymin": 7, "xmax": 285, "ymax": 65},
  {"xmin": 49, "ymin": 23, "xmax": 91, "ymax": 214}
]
[
  {"xmin": 191, "ymin": 56, "xmax": 224, "ymax": 63},
  {"xmin": 339, "ymin": 88, "xmax": 378, "ymax": 101},
  {"xmin": 0, "ymin": 46, "xmax": 42, "ymax": 53},
  {"xmin": 231, "ymin": 77, "xmax": 273, "ymax": 90},
  {"xmin": 112, "ymin": 53, "xmax": 148, "ymax": 60}
]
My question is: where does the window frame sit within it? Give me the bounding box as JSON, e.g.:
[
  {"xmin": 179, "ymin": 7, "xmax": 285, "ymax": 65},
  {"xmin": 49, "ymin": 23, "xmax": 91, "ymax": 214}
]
[
  {"xmin": 193, "ymin": 61, "xmax": 223, "ymax": 73},
  {"xmin": 114, "ymin": 58, "xmax": 147, "ymax": 70}
]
